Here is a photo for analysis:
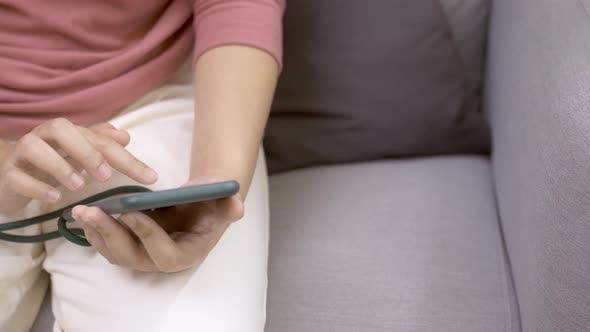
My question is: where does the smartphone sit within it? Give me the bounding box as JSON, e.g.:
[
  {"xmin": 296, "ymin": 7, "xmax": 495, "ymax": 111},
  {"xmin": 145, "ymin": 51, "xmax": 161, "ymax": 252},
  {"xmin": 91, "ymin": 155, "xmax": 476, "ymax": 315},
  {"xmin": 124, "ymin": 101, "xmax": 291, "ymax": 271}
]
[{"xmin": 61, "ymin": 180, "xmax": 240, "ymax": 221}]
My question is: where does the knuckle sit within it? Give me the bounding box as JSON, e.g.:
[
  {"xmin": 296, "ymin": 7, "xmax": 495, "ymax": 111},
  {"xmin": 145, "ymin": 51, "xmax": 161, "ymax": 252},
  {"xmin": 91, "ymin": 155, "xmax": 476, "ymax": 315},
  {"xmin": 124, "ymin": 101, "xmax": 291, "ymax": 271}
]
[
  {"xmin": 93, "ymin": 136, "xmax": 114, "ymax": 150},
  {"xmin": 136, "ymin": 265, "xmax": 158, "ymax": 273},
  {"xmin": 105, "ymin": 256, "xmax": 118, "ymax": 265},
  {"xmin": 115, "ymin": 255, "xmax": 136, "ymax": 268},
  {"xmin": 84, "ymin": 234, "xmax": 116, "ymax": 265},
  {"xmin": 159, "ymin": 266, "xmax": 178, "ymax": 273},
  {"xmin": 92, "ymin": 122, "xmax": 112, "ymax": 130},
  {"xmin": 84, "ymin": 235, "xmax": 95, "ymax": 246},
  {"xmin": 3, "ymin": 168, "xmax": 20, "ymax": 185},
  {"xmin": 133, "ymin": 222, "xmax": 154, "ymax": 239},
  {"xmin": 95, "ymin": 227, "xmax": 109, "ymax": 237},
  {"xmin": 17, "ymin": 133, "xmax": 38, "ymax": 153},
  {"xmin": 47, "ymin": 161, "xmax": 72, "ymax": 179},
  {"xmin": 48, "ymin": 117, "xmax": 71, "ymax": 132},
  {"xmin": 81, "ymin": 150, "xmax": 104, "ymax": 167},
  {"xmin": 121, "ymin": 162, "xmax": 140, "ymax": 176},
  {"xmin": 158, "ymin": 256, "xmax": 185, "ymax": 273}
]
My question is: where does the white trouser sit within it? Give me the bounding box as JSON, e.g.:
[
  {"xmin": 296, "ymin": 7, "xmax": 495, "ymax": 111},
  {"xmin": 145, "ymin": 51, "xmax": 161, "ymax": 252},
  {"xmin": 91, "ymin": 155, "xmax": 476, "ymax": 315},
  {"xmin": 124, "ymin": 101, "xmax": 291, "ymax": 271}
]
[{"xmin": 0, "ymin": 62, "xmax": 270, "ymax": 332}]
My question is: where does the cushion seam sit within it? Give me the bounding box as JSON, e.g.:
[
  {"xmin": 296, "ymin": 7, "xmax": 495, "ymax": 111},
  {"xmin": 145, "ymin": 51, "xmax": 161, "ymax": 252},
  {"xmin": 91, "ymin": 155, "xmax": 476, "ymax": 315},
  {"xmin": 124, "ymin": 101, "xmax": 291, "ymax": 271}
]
[
  {"xmin": 486, "ymin": 161, "xmax": 517, "ymax": 332},
  {"xmin": 490, "ymin": 174, "xmax": 519, "ymax": 332}
]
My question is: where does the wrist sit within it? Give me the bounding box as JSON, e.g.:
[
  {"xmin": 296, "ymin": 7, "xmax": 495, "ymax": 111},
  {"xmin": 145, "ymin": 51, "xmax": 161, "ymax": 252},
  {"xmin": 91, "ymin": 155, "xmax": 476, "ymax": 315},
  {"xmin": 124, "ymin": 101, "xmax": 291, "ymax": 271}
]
[
  {"xmin": 189, "ymin": 154, "xmax": 255, "ymax": 202},
  {"xmin": 189, "ymin": 168, "xmax": 234, "ymax": 182},
  {"xmin": 189, "ymin": 163, "xmax": 244, "ymax": 185}
]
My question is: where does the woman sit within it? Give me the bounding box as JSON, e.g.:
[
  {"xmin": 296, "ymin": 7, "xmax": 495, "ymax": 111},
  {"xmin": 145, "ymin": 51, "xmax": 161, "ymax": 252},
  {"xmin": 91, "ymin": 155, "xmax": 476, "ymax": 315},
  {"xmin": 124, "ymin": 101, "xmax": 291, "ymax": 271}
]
[{"xmin": 0, "ymin": 1, "xmax": 284, "ymax": 331}]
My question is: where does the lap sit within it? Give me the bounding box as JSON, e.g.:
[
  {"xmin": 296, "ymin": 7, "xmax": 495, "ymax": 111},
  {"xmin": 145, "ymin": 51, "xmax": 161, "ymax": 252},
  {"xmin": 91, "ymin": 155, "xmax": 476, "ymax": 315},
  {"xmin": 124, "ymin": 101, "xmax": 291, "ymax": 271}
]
[{"xmin": 1, "ymin": 91, "xmax": 270, "ymax": 332}]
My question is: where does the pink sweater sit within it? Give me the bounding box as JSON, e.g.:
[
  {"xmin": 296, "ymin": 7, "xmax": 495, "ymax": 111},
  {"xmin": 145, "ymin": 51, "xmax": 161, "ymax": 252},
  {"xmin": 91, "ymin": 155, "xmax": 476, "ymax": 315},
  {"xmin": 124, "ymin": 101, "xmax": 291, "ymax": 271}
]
[{"xmin": 0, "ymin": 0, "xmax": 285, "ymax": 137}]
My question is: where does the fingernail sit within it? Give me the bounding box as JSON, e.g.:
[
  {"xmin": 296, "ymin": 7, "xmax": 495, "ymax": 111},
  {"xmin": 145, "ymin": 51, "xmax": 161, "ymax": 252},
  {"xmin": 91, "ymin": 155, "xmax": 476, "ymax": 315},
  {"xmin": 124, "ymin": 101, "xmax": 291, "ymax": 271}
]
[
  {"xmin": 97, "ymin": 163, "xmax": 112, "ymax": 181},
  {"xmin": 143, "ymin": 168, "xmax": 158, "ymax": 183},
  {"xmin": 72, "ymin": 206, "xmax": 85, "ymax": 219},
  {"xmin": 47, "ymin": 190, "xmax": 61, "ymax": 202},
  {"xmin": 69, "ymin": 173, "xmax": 85, "ymax": 189}
]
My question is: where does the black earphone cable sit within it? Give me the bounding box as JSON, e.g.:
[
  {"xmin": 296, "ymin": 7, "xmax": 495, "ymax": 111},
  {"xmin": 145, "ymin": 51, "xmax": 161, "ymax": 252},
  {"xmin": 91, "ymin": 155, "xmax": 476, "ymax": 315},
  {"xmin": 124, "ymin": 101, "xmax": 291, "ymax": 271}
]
[{"xmin": 0, "ymin": 185, "xmax": 151, "ymax": 246}]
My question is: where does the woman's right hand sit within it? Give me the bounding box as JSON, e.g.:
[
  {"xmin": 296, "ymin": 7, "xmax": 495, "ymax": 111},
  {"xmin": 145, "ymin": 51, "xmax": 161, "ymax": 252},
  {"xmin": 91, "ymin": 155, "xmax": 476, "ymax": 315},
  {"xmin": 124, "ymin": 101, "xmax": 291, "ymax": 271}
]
[{"xmin": 0, "ymin": 118, "xmax": 159, "ymax": 214}]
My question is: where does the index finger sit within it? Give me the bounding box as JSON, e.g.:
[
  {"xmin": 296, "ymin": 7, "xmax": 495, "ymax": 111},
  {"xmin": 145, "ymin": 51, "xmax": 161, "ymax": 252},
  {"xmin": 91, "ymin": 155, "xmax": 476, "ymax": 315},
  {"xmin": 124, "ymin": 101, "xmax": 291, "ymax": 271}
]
[
  {"xmin": 82, "ymin": 130, "xmax": 158, "ymax": 185},
  {"xmin": 34, "ymin": 118, "xmax": 112, "ymax": 183},
  {"xmin": 87, "ymin": 123, "xmax": 130, "ymax": 147}
]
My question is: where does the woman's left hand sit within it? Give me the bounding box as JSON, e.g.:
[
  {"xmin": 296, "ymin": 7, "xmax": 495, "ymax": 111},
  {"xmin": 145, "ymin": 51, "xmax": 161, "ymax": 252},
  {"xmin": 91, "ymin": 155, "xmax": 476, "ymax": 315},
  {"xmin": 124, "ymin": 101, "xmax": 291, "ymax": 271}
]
[{"xmin": 72, "ymin": 176, "xmax": 244, "ymax": 272}]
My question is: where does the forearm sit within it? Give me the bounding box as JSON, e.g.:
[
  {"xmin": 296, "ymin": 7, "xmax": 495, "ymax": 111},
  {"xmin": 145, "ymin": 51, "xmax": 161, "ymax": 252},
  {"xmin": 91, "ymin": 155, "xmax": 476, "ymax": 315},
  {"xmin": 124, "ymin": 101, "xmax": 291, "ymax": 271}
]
[{"xmin": 190, "ymin": 45, "xmax": 279, "ymax": 200}]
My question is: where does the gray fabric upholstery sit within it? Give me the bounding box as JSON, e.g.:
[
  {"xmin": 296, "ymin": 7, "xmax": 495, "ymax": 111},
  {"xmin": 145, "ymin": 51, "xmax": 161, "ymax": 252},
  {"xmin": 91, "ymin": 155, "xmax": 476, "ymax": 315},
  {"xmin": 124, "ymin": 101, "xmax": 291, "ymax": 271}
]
[
  {"xmin": 487, "ymin": 0, "xmax": 590, "ymax": 330},
  {"xmin": 266, "ymin": 157, "xmax": 518, "ymax": 332},
  {"xmin": 265, "ymin": 0, "xmax": 490, "ymax": 173}
]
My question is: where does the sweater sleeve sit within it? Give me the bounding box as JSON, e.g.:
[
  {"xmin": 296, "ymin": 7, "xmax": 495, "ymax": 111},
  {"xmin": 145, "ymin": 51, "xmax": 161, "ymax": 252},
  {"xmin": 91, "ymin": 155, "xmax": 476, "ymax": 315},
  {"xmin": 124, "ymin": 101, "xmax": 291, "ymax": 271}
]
[{"xmin": 192, "ymin": 0, "xmax": 286, "ymax": 69}]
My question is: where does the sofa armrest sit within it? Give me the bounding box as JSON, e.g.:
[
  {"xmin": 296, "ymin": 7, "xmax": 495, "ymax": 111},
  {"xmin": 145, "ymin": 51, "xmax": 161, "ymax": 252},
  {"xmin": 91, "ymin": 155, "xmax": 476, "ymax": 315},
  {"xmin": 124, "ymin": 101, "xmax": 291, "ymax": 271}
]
[{"xmin": 486, "ymin": 0, "xmax": 590, "ymax": 330}]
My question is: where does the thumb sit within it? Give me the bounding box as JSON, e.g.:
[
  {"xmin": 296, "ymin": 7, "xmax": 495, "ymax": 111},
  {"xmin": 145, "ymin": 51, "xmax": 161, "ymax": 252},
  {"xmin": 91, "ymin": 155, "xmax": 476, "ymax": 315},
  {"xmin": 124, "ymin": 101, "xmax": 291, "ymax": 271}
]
[{"xmin": 217, "ymin": 196, "xmax": 245, "ymax": 222}]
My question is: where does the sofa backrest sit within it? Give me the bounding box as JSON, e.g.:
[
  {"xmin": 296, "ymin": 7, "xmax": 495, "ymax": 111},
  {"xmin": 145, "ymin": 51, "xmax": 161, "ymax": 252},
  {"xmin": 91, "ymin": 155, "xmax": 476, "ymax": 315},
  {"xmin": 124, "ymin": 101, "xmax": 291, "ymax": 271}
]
[{"xmin": 265, "ymin": 0, "xmax": 491, "ymax": 173}]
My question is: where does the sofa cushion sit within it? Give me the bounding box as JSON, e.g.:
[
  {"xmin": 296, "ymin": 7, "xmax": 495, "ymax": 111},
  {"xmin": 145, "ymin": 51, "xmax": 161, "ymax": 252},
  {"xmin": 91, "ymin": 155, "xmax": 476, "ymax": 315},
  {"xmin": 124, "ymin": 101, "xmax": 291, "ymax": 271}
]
[
  {"xmin": 266, "ymin": 156, "xmax": 519, "ymax": 331},
  {"xmin": 265, "ymin": 0, "xmax": 490, "ymax": 173}
]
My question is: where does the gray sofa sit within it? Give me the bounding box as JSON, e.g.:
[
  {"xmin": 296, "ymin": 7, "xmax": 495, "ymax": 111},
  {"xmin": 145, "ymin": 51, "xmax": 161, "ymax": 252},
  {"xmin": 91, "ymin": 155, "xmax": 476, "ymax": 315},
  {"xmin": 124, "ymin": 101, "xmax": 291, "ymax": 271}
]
[
  {"xmin": 32, "ymin": 0, "xmax": 590, "ymax": 331},
  {"xmin": 265, "ymin": 0, "xmax": 590, "ymax": 331}
]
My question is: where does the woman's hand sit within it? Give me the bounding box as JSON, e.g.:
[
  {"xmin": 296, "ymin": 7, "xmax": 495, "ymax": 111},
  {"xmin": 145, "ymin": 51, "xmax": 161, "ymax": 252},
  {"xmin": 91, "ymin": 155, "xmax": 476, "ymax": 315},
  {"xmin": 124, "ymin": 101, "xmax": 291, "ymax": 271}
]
[
  {"xmin": 72, "ymin": 176, "xmax": 244, "ymax": 272},
  {"xmin": 0, "ymin": 118, "xmax": 158, "ymax": 213}
]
